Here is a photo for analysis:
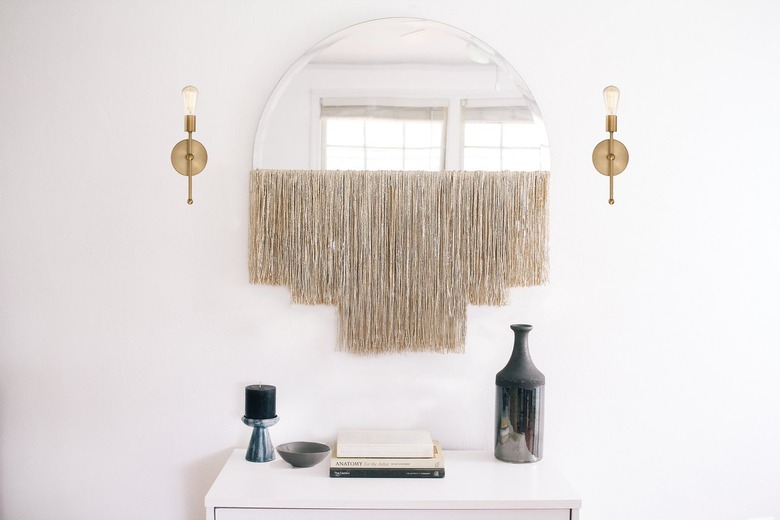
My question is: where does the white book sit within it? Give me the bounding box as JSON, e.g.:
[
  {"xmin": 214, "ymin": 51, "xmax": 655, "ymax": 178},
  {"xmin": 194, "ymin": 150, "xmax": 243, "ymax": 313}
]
[
  {"xmin": 331, "ymin": 441, "xmax": 444, "ymax": 468},
  {"xmin": 336, "ymin": 429, "xmax": 434, "ymax": 458}
]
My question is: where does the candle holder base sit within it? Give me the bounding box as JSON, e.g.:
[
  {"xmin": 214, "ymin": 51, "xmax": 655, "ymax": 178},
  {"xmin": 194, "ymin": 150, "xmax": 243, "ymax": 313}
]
[{"xmin": 242, "ymin": 416, "xmax": 279, "ymax": 463}]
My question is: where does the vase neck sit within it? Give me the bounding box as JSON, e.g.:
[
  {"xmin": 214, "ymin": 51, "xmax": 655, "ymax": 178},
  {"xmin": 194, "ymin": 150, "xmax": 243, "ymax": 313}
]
[
  {"xmin": 508, "ymin": 328, "xmax": 532, "ymax": 364},
  {"xmin": 496, "ymin": 324, "xmax": 545, "ymax": 388}
]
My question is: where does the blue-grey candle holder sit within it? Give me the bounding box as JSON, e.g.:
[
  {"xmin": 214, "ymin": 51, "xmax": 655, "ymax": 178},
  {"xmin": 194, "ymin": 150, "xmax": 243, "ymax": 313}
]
[{"xmin": 242, "ymin": 415, "xmax": 279, "ymax": 463}]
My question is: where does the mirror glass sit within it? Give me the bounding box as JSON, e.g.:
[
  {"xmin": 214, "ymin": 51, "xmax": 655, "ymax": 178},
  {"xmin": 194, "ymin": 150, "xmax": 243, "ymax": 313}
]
[{"xmin": 254, "ymin": 18, "xmax": 549, "ymax": 172}]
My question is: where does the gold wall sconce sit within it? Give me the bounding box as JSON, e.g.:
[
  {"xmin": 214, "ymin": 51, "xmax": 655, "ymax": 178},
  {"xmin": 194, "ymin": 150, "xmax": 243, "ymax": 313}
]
[
  {"xmin": 592, "ymin": 85, "xmax": 628, "ymax": 205},
  {"xmin": 171, "ymin": 86, "xmax": 208, "ymax": 205}
]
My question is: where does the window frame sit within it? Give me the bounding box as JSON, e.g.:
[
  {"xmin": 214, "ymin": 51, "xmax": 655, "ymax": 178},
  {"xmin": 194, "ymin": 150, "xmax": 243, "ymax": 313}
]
[
  {"xmin": 320, "ymin": 98, "xmax": 448, "ymax": 172},
  {"xmin": 311, "ymin": 91, "xmax": 548, "ymax": 172}
]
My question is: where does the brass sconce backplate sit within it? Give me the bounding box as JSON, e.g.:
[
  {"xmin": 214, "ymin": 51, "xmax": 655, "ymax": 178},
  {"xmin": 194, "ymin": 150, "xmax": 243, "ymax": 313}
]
[
  {"xmin": 592, "ymin": 139, "xmax": 629, "ymax": 176},
  {"xmin": 171, "ymin": 139, "xmax": 208, "ymax": 176},
  {"xmin": 171, "ymin": 139, "xmax": 208, "ymax": 175}
]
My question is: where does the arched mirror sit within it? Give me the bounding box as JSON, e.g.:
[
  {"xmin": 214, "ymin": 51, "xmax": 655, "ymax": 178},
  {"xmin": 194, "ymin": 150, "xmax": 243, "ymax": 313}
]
[
  {"xmin": 250, "ymin": 18, "xmax": 550, "ymax": 355},
  {"xmin": 254, "ymin": 17, "xmax": 549, "ymax": 172}
]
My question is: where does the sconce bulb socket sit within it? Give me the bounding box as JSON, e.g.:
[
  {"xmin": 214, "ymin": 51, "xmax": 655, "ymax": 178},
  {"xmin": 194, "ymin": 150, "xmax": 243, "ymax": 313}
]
[
  {"xmin": 606, "ymin": 115, "xmax": 617, "ymax": 133},
  {"xmin": 184, "ymin": 115, "xmax": 197, "ymax": 133}
]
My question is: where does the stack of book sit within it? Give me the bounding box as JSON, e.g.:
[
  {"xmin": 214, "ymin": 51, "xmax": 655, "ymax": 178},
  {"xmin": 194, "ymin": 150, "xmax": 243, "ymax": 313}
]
[{"xmin": 329, "ymin": 429, "xmax": 445, "ymax": 478}]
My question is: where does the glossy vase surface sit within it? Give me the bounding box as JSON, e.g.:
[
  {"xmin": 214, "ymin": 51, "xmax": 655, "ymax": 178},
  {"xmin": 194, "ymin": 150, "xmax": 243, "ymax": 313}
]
[{"xmin": 495, "ymin": 324, "xmax": 545, "ymax": 463}]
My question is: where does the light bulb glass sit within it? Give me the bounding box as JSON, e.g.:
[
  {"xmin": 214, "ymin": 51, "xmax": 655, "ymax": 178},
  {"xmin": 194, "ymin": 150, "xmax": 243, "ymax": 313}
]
[
  {"xmin": 182, "ymin": 85, "xmax": 199, "ymax": 116},
  {"xmin": 603, "ymin": 85, "xmax": 620, "ymax": 116}
]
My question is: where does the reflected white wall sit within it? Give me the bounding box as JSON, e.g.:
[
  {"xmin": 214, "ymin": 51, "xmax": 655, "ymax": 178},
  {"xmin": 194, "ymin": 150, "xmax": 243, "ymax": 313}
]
[{"xmin": 260, "ymin": 65, "xmax": 547, "ymax": 171}]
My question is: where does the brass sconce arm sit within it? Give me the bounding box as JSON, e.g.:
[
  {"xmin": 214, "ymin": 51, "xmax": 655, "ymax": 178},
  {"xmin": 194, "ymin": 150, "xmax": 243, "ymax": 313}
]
[
  {"xmin": 592, "ymin": 86, "xmax": 628, "ymax": 205},
  {"xmin": 171, "ymin": 86, "xmax": 208, "ymax": 205}
]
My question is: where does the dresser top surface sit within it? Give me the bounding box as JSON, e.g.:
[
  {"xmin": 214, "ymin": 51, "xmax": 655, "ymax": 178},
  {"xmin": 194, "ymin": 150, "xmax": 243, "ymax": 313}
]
[{"xmin": 205, "ymin": 449, "xmax": 581, "ymax": 510}]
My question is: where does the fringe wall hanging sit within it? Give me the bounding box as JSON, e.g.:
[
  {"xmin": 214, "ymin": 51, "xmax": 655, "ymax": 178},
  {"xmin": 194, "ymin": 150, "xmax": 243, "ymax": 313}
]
[{"xmin": 250, "ymin": 169, "xmax": 549, "ymax": 355}]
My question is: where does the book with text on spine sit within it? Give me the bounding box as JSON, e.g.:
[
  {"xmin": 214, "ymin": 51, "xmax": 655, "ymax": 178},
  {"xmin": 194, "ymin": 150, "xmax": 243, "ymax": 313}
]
[
  {"xmin": 329, "ymin": 467, "xmax": 445, "ymax": 478},
  {"xmin": 336, "ymin": 429, "xmax": 434, "ymax": 458},
  {"xmin": 331, "ymin": 441, "xmax": 444, "ymax": 469}
]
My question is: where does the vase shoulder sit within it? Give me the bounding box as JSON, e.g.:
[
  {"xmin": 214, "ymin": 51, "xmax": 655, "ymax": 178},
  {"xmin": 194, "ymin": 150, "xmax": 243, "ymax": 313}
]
[{"xmin": 495, "ymin": 366, "xmax": 545, "ymax": 388}]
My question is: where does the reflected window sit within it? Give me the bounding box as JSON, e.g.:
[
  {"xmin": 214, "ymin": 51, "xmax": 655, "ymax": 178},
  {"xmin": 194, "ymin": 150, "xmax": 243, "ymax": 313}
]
[
  {"xmin": 461, "ymin": 100, "xmax": 544, "ymax": 171},
  {"xmin": 321, "ymin": 99, "xmax": 446, "ymax": 171}
]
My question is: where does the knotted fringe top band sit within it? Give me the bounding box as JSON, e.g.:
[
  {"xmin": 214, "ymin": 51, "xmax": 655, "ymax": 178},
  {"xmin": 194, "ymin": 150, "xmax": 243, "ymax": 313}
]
[{"xmin": 250, "ymin": 169, "xmax": 549, "ymax": 355}]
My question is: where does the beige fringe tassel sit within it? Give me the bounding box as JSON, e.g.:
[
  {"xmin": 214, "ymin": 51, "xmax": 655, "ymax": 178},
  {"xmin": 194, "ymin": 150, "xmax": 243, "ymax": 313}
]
[{"xmin": 250, "ymin": 169, "xmax": 549, "ymax": 355}]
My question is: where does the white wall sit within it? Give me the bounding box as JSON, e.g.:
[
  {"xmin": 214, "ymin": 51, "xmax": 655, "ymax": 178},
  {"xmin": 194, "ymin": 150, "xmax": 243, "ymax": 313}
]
[{"xmin": 1, "ymin": 1, "xmax": 778, "ymax": 519}]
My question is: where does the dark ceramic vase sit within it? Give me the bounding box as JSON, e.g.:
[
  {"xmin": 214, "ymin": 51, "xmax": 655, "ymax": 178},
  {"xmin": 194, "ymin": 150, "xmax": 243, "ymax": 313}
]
[{"xmin": 494, "ymin": 324, "xmax": 545, "ymax": 463}]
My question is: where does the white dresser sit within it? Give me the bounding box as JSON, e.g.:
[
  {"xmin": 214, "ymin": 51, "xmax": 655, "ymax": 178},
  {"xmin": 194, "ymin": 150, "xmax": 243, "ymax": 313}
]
[{"xmin": 205, "ymin": 449, "xmax": 581, "ymax": 520}]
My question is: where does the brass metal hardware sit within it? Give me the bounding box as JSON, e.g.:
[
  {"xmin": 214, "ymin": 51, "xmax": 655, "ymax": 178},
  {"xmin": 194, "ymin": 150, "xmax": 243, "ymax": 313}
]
[
  {"xmin": 605, "ymin": 114, "xmax": 617, "ymax": 133},
  {"xmin": 171, "ymin": 86, "xmax": 207, "ymax": 205},
  {"xmin": 592, "ymin": 86, "xmax": 628, "ymax": 205}
]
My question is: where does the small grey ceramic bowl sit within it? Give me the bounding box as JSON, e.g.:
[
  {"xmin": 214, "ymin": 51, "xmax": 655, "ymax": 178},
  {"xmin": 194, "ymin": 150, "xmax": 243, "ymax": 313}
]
[{"xmin": 276, "ymin": 442, "xmax": 331, "ymax": 468}]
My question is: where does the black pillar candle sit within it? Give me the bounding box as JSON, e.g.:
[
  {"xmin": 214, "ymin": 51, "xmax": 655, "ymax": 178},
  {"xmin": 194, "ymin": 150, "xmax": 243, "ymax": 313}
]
[{"xmin": 245, "ymin": 384, "xmax": 276, "ymax": 420}]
